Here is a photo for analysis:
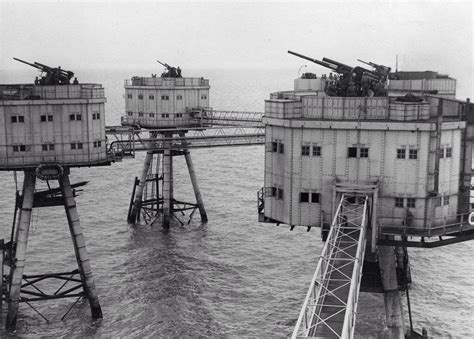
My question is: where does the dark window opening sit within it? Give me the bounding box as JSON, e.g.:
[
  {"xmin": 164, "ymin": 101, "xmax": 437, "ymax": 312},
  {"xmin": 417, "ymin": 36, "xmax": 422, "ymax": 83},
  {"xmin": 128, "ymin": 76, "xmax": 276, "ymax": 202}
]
[
  {"xmin": 409, "ymin": 149, "xmax": 418, "ymax": 159},
  {"xmin": 277, "ymin": 188, "xmax": 283, "ymax": 200},
  {"xmin": 13, "ymin": 145, "xmax": 19, "ymax": 152},
  {"xmin": 49, "ymin": 144, "xmax": 54, "ymax": 150},
  {"xmin": 18, "ymin": 116, "xmax": 24, "ymax": 123},
  {"xmin": 395, "ymin": 198, "xmax": 404, "ymax": 208},
  {"xmin": 348, "ymin": 147, "xmax": 357, "ymax": 158},
  {"xmin": 301, "ymin": 145, "xmax": 310, "ymax": 156},
  {"xmin": 71, "ymin": 143, "xmax": 76, "ymax": 149},
  {"xmin": 42, "ymin": 144, "xmax": 48, "ymax": 151},
  {"xmin": 76, "ymin": 114, "xmax": 82, "ymax": 121},
  {"xmin": 41, "ymin": 115, "xmax": 47, "ymax": 122},
  {"xmin": 313, "ymin": 146, "xmax": 321, "ymax": 156},
  {"xmin": 443, "ymin": 196, "xmax": 449, "ymax": 205},
  {"xmin": 138, "ymin": 94, "xmax": 143, "ymax": 99},
  {"xmin": 19, "ymin": 145, "xmax": 26, "ymax": 152},
  {"xmin": 138, "ymin": 112, "xmax": 144, "ymax": 117},
  {"xmin": 360, "ymin": 148, "xmax": 369, "ymax": 158},
  {"xmin": 278, "ymin": 143, "xmax": 284, "ymax": 154},
  {"xmin": 446, "ymin": 147, "xmax": 452, "ymax": 158},
  {"xmin": 48, "ymin": 115, "xmax": 53, "ymax": 121},
  {"xmin": 127, "ymin": 112, "xmax": 133, "ymax": 116},
  {"xmin": 311, "ymin": 193, "xmax": 320, "ymax": 203},
  {"xmin": 70, "ymin": 114, "xmax": 76, "ymax": 121},
  {"xmin": 397, "ymin": 149, "xmax": 406, "ymax": 159},
  {"xmin": 300, "ymin": 192, "xmax": 309, "ymax": 203},
  {"xmin": 149, "ymin": 95, "xmax": 154, "ymax": 100},
  {"xmin": 272, "ymin": 142, "xmax": 278, "ymax": 152},
  {"xmin": 406, "ymin": 198, "xmax": 416, "ymax": 208},
  {"xmin": 149, "ymin": 113, "xmax": 155, "ymax": 118},
  {"xmin": 11, "ymin": 116, "xmax": 17, "ymax": 123},
  {"xmin": 177, "ymin": 95, "xmax": 183, "ymax": 100},
  {"xmin": 127, "ymin": 94, "xmax": 132, "ymax": 99},
  {"xmin": 77, "ymin": 143, "xmax": 83, "ymax": 149}
]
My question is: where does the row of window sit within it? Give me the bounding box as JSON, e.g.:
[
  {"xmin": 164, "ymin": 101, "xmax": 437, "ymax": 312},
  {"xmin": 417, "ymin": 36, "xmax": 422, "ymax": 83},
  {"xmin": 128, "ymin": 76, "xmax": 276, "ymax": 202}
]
[
  {"xmin": 265, "ymin": 187, "xmax": 284, "ymax": 199},
  {"xmin": 435, "ymin": 196, "xmax": 450, "ymax": 207},
  {"xmin": 127, "ymin": 94, "xmax": 207, "ymax": 100},
  {"xmin": 12, "ymin": 113, "xmax": 100, "ymax": 123},
  {"xmin": 271, "ymin": 142, "xmax": 454, "ymax": 161},
  {"xmin": 395, "ymin": 198, "xmax": 416, "ymax": 208},
  {"xmin": 12, "ymin": 142, "xmax": 104, "ymax": 152},
  {"xmin": 128, "ymin": 112, "xmax": 184, "ymax": 118},
  {"xmin": 396, "ymin": 148, "xmax": 418, "ymax": 159},
  {"xmin": 302, "ymin": 145, "xmax": 321, "ymax": 156}
]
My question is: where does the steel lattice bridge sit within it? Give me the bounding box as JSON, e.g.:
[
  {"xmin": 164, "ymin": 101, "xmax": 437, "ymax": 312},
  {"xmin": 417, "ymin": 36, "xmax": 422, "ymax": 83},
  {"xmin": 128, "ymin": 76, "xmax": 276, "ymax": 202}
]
[
  {"xmin": 107, "ymin": 110, "xmax": 264, "ymax": 156},
  {"xmin": 292, "ymin": 193, "xmax": 370, "ymax": 338}
]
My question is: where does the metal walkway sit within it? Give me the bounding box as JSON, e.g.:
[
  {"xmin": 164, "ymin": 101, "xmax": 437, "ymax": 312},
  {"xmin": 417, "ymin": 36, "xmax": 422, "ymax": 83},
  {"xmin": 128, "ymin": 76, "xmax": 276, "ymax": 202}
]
[{"xmin": 292, "ymin": 194, "xmax": 369, "ymax": 338}]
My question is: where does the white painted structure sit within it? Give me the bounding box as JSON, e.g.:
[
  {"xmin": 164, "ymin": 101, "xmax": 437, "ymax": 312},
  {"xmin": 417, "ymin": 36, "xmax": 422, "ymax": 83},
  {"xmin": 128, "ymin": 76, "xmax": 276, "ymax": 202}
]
[
  {"xmin": 0, "ymin": 84, "xmax": 108, "ymax": 169},
  {"xmin": 122, "ymin": 76, "xmax": 210, "ymax": 128},
  {"xmin": 263, "ymin": 77, "xmax": 469, "ymax": 236}
]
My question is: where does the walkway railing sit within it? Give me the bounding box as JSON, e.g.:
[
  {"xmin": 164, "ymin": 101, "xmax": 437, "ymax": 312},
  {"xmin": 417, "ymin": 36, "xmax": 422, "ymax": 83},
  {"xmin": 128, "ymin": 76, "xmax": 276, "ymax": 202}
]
[{"xmin": 292, "ymin": 194, "xmax": 369, "ymax": 338}]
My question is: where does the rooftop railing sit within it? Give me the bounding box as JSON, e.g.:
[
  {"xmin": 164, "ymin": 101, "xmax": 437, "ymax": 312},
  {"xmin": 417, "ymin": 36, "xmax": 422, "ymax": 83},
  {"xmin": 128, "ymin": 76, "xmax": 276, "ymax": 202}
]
[{"xmin": 0, "ymin": 84, "xmax": 105, "ymax": 101}]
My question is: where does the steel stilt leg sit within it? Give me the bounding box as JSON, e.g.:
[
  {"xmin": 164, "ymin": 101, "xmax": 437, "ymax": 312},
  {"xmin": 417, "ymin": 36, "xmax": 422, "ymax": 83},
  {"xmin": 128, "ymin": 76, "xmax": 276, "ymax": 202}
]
[
  {"xmin": 379, "ymin": 245, "xmax": 405, "ymax": 339},
  {"xmin": 6, "ymin": 171, "xmax": 36, "ymax": 331},
  {"xmin": 162, "ymin": 148, "xmax": 173, "ymax": 228},
  {"xmin": 128, "ymin": 151, "xmax": 154, "ymax": 223},
  {"xmin": 60, "ymin": 172, "xmax": 102, "ymax": 319},
  {"xmin": 183, "ymin": 148, "xmax": 207, "ymax": 222}
]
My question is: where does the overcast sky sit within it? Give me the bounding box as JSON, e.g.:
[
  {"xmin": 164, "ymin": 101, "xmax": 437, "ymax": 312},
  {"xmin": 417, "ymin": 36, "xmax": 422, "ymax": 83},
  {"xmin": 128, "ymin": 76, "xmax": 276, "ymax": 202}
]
[{"xmin": 0, "ymin": 1, "xmax": 472, "ymax": 94}]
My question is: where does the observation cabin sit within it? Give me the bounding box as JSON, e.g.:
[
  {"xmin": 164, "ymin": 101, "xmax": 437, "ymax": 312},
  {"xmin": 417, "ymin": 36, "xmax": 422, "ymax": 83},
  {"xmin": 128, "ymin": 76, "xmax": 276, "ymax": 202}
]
[
  {"xmin": 121, "ymin": 74, "xmax": 210, "ymax": 129},
  {"xmin": 0, "ymin": 83, "xmax": 108, "ymax": 170},
  {"xmin": 261, "ymin": 56, "xmax": 472, "ymax": 239}
]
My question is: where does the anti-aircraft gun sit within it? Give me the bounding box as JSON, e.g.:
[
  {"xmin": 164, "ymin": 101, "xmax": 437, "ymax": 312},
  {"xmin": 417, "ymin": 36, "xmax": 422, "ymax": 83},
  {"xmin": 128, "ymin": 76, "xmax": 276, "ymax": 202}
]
[
  {"xmin": 287, "ymin": 50, "xmax": 387, "ymax": 97},
  {"xmin": 13, "ymin": 57, "xmax": 74, "ymax": 85},
  {"xmin": 357, "ymin": 59, "xmax": 391, "ymax": 82},
  {"xmin": 157, "ymin": 60, "xmax": 182, "ymax": 78}
]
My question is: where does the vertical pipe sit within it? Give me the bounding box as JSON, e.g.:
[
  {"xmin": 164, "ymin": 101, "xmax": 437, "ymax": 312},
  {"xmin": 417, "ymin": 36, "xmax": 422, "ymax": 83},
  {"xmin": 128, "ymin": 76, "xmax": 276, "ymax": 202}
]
[
  {"xmin": 60, "ymin": 171, "xmax": 102, "ymax": 319},
  {"xmin": 378, "ymin": 245, "xmax": 405, "ymax": 339},
  {"xmin": 163, "ymin": 148, "xmax": 172, "ymax": 228},
  {"xmin": 179, "ymin": 132, "xmax": 208, "ymax": 222},
  {"xmin": 0, "ymin": 239, "xmax": 4, "ymax": 318},
  {"xmin": 128, "ymin": 151, "xmax": 154, "ymax": 223},
  {"xmin": 6, "ymin": 171, "xmax": 36, "ymax": 331}
]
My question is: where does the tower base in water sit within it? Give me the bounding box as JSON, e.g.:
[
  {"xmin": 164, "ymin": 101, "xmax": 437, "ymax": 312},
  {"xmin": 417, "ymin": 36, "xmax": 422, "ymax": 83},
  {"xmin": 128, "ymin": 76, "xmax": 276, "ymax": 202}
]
[
  {"xmin": 127, "ymin": 133, "xmax": 207, "ymax": 228},
  {"xmin": 2, "ymin": 168, "xmax": 102, "ymax": 331}
]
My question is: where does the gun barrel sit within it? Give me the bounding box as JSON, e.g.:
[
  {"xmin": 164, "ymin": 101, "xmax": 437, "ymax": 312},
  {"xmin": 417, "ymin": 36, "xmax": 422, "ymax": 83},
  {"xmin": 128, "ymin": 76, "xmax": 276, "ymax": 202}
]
[
  {"xmin": 287, "ymin": 50, "xmax": 336, "ymax": 70},
  {"xmin": 13, "ymin": 57, "xmax": 41, "ymax": 69},
  {"xmin": 157, "ymin": 60, "xmax": 166, "ymax": 67},
  {"xmin": 322, "ymin": 57, "xmax": 352, "ymax": 70},
  {"xmin": 357, "ymin": 59, "xmax": 373, "ymax": 67}
]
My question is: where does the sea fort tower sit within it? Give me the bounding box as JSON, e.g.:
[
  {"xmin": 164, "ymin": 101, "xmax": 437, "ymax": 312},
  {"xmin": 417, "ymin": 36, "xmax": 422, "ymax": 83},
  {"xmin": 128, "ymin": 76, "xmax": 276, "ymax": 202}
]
[
  {"xmin": 259, "ymin": 51, "xmax": 473, "ymax": 337},
  {"xmin": 0, "ymin": 59, "xmax": 108, "ymax": 330}
]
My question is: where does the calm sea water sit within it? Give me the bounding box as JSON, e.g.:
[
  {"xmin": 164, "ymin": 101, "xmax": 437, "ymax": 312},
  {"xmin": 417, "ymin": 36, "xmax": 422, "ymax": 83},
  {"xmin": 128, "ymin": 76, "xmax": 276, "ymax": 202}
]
[{"xmin": 0, "ymin": 68, "xmax": 472, "ymax": 337}]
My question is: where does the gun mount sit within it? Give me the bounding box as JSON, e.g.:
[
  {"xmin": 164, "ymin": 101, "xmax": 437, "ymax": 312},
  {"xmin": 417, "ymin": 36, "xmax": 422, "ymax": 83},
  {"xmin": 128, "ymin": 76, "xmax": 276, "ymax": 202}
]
[
  {"xmin": 13, "ymin": 58, "xmax": 74, "ymax": 86},
  {"xmin": 358, "ymin": 59, "xmax": 391, "ymax": 79},
  {"xmin": 288, "ymin": 50, "xmax": 388, "ymax": 98},
  {"xmin": 157, "ymin": 60, "xmax": 182, "ymax": 78}
]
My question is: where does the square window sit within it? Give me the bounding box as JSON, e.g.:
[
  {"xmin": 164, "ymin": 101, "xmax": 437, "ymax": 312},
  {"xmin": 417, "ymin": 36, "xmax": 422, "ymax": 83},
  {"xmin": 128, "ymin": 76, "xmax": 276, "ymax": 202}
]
[
  {"xmin": 406, "ymin": 198, "xmax": 416, "ymax": 208},
  {"xmin": 77, "ymin": 143, "xmax": 83, "ymax": 149},
  {"xmin": 76, "ymin": 114, "xmax": 82, "ymax": 121},
  {"xmin": 277, "ymin": 188, "xmax": 283, "ymax": 200},
  {"xmin": 311, "ymin": 193, "xmax": 320, "ymax": 203},
  {"xmin": 435, "ymin": 197, "xmax": 442, "ymax": 207},
  {"xmin": 201, "ymin": 94, "xmax": 207, "ymax": 99},
  {"xmin": 71, "ymin": 143, "xmax": 76, "ymax": 149},
  {"xmin": 278, "ymin": 143, "xmax": 284, "ymax": 154},
  {"xmin": 149, "ymin": 95, "xmax": 154, "ymax": 100},
  {"xmin": 397, "ymin": 149, "xmax": 406, "ymax": 159},
  {"xmin": 98, "ymin": 141, "xmax": 101, "ymax": 147},
  {"xmin": 41, "ymin": 115, "xmax": 47, "ymax": 122},
  {"xmin": 127, "ymin": 94, "xmax": 132, "ymax": 99},
  {"xmin": 272, "ymin": 187, "xmax": 277, "ymax": 197},
  {"xmin": 395, "ymin": 198, "xmax": 404, "ymax": 208},
  {"xmin": 139, "ymin": 112, "xmax": 144, "ymax": 117},
  {"xmin": 360, "ymin": 148, "xmax": 369, "ymax": 158},
  {"xmin": 19, "ymin": 145, "xmax": 26, "ymax": 152},
  {"xmin": 97, "ymin": 113, "xmax": 100, "ymax": 119},
  {"xmin": 272, "ymin": 142, "xmax": 278, "ymax": 152},
  {"xmin": 18, "ymin": 116, "xmax": 24, "ymax": 123},
  {"xmin": 13, "ymin": 145, "xmax": 19, "ymax": 152},
  {"xmin": 300, "ymin": 192, "xmax": 309, "ymax": 203},
  {"xmin": 48, "ymin": 115, "xmax": 53, "ymax": 121},
  {"xmin": 409, "ymin": 149, "xmax": 418, "ymax": 159},
  {"xmin": 439, "ymin": 149, "xmax": 444, "ymax": 158},
  {"xmin": 138, "ymin": 94, "xmax": 143, "ymax": 99},
  {"xmin": 446, "ymin": 147, "xmax": 452, "ymax": 158},
  {"xmin": 49, "ymin": 144, "xmax": 54, "ymax": 150},
  {"xmin": 313, "ymin": 146, "xmax": 321, "ymax": 156},
  {"xmin": 177, "ymin": 95, "xmax": 183, "ymax": 100},
  {"xmin": 127, "ymin": 112, "xmax": 133, "ymax": 116},
  {"xmin": 264, "ymin": 187, "xmax": 275, "ymax": 197},
  {"xmin": 149, "ymin": 113, "xmax": 155, "ymax": 118},
  {"xmin": 93, "ymin": 141, "xmax": 97, "ymax": 147},
  {"xmin": 70, "ymin": 114, "xmax": 76, "ymax": 121},
  {"xmin": 443, "ymin": 196, "xmax": 449, "ymax": 205},
  {"xmin": 11, "ymin": 116, "xmax": 17, "ymax": 123},
  {"xmin": 348, "ymin": 147, "xmax": 358, "ymax": 158},
  {"xmin": 42, "ymin": 144, "xmax": 48, "ymax": 151},
  {"xmin": 301, "ymin": 145, "xmax": 310, "ymax": 156}
]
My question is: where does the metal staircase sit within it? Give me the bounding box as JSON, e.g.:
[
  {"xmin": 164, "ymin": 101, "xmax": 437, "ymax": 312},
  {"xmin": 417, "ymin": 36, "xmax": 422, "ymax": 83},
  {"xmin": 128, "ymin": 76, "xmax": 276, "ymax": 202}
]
[{"xmin": 292, "ymin": 194, "xmax": 369, "ymax": 338}]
